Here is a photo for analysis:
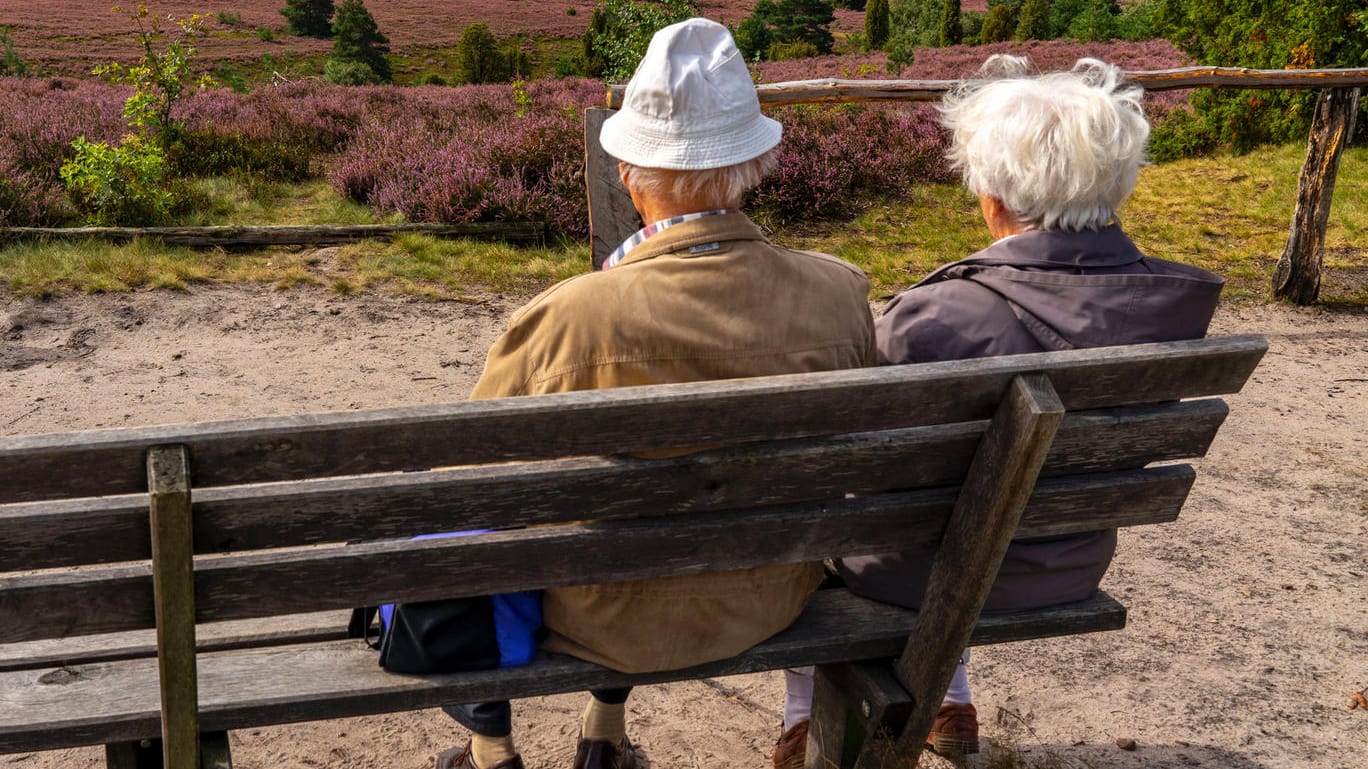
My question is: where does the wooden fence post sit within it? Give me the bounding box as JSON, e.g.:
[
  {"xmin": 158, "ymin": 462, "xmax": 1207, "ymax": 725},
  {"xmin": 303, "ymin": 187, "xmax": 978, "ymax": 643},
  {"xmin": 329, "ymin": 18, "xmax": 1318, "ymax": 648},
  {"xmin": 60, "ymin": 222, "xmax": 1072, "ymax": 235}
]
[
  {"xmin": 584, "ymin": 107, "xmax": 642, "ymax": 270},
  {"xmin": 1272, "ymin": 87, "xmax": 1361, "ymax": 305}
]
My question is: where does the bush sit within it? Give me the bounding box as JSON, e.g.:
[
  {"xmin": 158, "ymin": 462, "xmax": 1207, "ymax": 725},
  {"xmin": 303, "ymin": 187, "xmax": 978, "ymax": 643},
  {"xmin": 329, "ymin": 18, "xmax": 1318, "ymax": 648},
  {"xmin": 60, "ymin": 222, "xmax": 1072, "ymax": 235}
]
[
  {"xmin": 257, "ymin": 26, "xmax": 277, "ymax": 42},
  {"xmin": 750, "ymin": 104, "xmax": 951, "ymax": 222},
  {"xmin": 216, "ymin": 11, "xmax": 243, "ymax": 27},
  {"xmin": 169, "ymin": 129, "xmax": 313, "ymax": 181},
  {"xmin": 769, "ymin": 41, "xmax": 820, "ymax": 61},
  {"xmin": 734, "ymin": 15, "xmax": 774, "ymax": 61},
  {"xmin": 332, "ymin": 0, "xmax": 390, "ymax": 82},
  {"xmin": 980, "ymin": 3, "xmax": 1016, "ymax": 43},
  {"xmin": 1, "ymin": 25, "xmax": 29, "ymax": 77},
  {"xmin": 866, "ymin": 0, "xmax": 890, "ymax": 50},
  {"xmin": 60, "ymin": 135, "xmax": 176, "ymax": 226},
  {"xmin": 587, "ymin": 0, "xmax": 700, "ymax": 81},
  {"xmin": 324, "ymin": 58, "xmax": 384, "ymax": 85},
  {"xmin": 281, "ymin": 0, "xmax": 335, "ymax": 38},
  {"xmin": 414, "ymin": 72, "xmax": 448, "ymax": 86},
  {"xmin": 939, "ymin": 0, "xmax": 962, "ymax": 46}
]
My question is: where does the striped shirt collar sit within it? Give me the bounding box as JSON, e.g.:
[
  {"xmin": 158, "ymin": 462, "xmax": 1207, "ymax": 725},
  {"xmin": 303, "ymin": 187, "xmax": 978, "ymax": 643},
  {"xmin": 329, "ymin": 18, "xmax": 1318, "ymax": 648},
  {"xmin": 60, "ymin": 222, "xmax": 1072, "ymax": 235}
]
[{"xmin": 603, "ymin": 209, "xmax": 739, "ymax": 269}]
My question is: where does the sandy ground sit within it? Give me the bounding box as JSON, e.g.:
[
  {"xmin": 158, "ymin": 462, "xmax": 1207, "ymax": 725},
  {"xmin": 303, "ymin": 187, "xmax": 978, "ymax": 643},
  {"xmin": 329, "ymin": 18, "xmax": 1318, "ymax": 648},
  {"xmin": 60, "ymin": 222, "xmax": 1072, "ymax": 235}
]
[{"xmin": 1, "ymin": 285, "xmax": 1365, "ymax": 769}]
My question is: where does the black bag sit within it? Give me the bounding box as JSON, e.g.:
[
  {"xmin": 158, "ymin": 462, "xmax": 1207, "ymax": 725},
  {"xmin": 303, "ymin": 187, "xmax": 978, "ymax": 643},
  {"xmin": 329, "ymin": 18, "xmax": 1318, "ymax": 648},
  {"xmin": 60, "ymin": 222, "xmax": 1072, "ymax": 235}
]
[
  {"xmin": 351, "ymin": 597, "xmax": 499, "ymax": 674},
  {"xmin": 350, "ymin": 591, "xmax": 542, "ymax": 675}
]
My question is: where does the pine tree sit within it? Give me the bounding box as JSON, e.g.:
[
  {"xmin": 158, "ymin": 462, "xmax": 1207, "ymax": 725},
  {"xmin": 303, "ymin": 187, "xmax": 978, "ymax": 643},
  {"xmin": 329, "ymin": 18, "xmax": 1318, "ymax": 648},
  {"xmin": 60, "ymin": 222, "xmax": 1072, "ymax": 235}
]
[
  {"xmin": 1015, "ymin": 0, "xmax": 1049, "ymax": 41},
  {"xmin": 758, "ymin": 0, "xmax": 837, "ymax": 55},
  {"xmin": 331, "ymin": 0, "xmax": 390, "ymax": 82},
  {"xmin": 280, "ymin": 0, "xmax": 335, "ymax": 38},
  {"xmin": 866, "ymin": 0, "xmax": 890, "ymax": 50},
  {"xmin": 938, "ymin": 0, "xmax": 962, "ymax": 46}
]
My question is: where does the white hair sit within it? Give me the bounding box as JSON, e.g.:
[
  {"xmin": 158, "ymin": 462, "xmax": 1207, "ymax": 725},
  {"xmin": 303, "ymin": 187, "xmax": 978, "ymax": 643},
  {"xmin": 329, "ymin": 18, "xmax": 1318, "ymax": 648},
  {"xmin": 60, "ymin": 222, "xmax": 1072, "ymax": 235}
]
[
  {"xmin": 939, "ymin": 55, "xmax": 1150, "ymax": 232},
  {"xmin": 620, "ymin": 149, "xmax": 779, "ymax": 208}
]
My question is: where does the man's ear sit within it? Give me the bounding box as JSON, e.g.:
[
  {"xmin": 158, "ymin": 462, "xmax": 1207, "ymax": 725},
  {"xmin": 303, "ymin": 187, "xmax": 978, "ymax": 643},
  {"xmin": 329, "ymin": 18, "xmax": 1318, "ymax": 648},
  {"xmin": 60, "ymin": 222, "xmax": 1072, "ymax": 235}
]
[{"xmin": 618, "ymin": 161, "xmax": 629, "ymax": 189}]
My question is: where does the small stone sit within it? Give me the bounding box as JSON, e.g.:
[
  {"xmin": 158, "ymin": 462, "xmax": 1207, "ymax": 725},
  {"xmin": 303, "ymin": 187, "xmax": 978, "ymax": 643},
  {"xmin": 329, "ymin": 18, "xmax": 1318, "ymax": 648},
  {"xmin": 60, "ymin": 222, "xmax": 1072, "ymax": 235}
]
[{"xmin": 1116, "ymin": 737, "xmax": 1138, "ymax": 751}]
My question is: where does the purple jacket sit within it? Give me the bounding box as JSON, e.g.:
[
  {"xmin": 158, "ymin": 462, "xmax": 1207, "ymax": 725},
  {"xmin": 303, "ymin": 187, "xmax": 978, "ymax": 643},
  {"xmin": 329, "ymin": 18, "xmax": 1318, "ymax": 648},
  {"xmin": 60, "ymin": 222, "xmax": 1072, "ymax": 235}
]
[{"xmin": 837, "ymin": 224, "xmax": 1224, "ymax": 612}]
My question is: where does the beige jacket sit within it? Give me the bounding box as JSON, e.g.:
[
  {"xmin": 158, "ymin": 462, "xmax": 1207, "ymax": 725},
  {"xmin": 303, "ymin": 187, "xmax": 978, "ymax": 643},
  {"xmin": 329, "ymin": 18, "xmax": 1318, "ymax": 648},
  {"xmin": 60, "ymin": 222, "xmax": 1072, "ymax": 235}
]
[{"xmin": 470, "ymin": 213, "xmax": 876, "ymax": 673}]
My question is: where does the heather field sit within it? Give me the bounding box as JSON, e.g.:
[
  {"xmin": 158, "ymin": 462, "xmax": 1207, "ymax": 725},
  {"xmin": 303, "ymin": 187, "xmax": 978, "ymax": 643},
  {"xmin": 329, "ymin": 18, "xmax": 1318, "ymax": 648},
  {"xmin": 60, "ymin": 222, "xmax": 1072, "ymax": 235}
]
[
  {"xmin": 1, "ymin": 0, "xmax": 776, "ymax": 77},
  {"xmin": 0, "ymin": 35, "xmax": 1191, "ymax": 234}
]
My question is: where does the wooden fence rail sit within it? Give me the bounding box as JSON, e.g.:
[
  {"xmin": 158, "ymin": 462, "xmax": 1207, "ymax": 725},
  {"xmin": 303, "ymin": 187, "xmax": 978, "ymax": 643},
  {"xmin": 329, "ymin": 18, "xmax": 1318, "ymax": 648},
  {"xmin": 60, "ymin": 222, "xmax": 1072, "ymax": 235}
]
[
  {"xmin": 0, "ymin": 222, "xmax": 546, "ymax": 249},
  {"xmin": 606, "ymin": 66, "xmax": 1368, "ymax": 108},
  {"xmin": 593, "ymin": 66, "xmax": 1368, "ymax": 305}
]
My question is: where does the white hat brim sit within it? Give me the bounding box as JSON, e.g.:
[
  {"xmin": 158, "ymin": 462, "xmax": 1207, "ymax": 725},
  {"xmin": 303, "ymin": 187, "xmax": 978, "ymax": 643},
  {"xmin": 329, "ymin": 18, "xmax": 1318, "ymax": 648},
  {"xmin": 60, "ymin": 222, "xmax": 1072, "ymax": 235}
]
[{"xmin": 600, "ymin": 109, "xmax": 783, "ymax": 170}]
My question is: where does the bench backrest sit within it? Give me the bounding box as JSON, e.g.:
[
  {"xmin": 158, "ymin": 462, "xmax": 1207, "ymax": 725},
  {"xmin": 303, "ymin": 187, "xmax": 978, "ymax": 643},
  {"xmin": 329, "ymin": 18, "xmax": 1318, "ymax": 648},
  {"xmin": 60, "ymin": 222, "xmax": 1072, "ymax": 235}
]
[{"xmin": 0, "ymin": 335, "xmax": 1265, "ymax": 646}]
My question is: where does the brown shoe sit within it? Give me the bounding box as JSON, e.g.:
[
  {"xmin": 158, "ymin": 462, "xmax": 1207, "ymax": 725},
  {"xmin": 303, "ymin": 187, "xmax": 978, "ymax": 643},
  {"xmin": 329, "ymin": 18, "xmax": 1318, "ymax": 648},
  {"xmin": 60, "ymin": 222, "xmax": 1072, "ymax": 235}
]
[
  {"xmin": 926, "ymin": 703, "xmax": 979, "ymax": 756},
  {"xmin": 435, "ymin": 742, "xmax": 527, "ymax": 769},
  {"xmin": 772, "ymin": 719, "xmax": 808, "ymax": 769},
  {"xmin": 572, "ymin": 736, "xmax": 638, "ymax": 769}
]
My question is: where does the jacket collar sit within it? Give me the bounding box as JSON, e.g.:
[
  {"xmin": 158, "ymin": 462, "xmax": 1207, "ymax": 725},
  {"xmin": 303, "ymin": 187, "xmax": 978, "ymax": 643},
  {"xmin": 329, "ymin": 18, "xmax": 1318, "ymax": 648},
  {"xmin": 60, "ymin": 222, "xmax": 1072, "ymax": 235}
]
[
  {"xmin": 918, "ymin": 224, "xmax": 1144, "ymax": 286},
  {"xmin": 614, "ymin": 213, "xmax": 769, "ymax": 267}
]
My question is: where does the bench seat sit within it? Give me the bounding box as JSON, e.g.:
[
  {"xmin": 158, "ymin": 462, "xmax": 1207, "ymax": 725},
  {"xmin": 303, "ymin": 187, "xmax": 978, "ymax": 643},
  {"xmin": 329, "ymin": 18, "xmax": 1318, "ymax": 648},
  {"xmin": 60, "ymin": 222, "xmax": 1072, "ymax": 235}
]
[{"xmin": 0, "ymin": 588, "xmax": 1124, "ymax": 753}]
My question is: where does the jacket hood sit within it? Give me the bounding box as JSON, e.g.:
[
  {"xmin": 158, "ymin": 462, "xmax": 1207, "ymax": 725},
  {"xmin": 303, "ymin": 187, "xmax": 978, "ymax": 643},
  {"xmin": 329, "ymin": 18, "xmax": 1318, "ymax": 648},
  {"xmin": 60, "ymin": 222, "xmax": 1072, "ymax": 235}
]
[{"xmin": 918, "ymin": 226, "xmax": 1224, "ymax": 350}]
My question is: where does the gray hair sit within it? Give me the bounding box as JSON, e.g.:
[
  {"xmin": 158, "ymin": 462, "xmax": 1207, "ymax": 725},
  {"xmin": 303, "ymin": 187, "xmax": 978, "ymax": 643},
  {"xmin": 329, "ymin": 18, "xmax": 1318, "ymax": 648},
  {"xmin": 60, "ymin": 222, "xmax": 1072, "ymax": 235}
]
[
  {"xmin": 620, "ymin": 149, "xmax": 779, "ymax": 208},
  {"xmin": 939, "ymin": 55, "xmax": 1149, "ymax": 232}
]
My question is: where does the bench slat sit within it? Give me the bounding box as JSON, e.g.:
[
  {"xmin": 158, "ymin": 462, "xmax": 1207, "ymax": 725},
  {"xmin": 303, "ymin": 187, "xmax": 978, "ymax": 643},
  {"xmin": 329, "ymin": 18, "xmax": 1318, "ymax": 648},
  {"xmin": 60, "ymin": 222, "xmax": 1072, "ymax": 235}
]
[
  {"xmin": 0, "ymin": 336, "xmax": 1265, "ymax": 503},
  {"xmin": 0, "ymin": 467, "xmax": 1191, "ymax": 643},
  {"xmin": 0, "ymin": 400, "xmax": 1229, "ymax": 569},
  {"xmin": 0, "ymin": 588, "xmax": 1126, "ymax": 753},
  {"xmin": 0, "ymin": 611, "xmax": 350, "ymax": 673}
]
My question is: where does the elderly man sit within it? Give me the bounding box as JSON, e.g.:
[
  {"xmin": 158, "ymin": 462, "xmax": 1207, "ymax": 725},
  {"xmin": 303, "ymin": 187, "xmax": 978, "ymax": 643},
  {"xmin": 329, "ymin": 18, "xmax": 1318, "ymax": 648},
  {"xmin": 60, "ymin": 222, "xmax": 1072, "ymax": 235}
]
[
  {"xmin": 774, "ymin": 56, "xmax": 1224, "ymax": 766},
  {"xmin": 438, "ymin": 18, "xmax": 876, "ymax": 769}
]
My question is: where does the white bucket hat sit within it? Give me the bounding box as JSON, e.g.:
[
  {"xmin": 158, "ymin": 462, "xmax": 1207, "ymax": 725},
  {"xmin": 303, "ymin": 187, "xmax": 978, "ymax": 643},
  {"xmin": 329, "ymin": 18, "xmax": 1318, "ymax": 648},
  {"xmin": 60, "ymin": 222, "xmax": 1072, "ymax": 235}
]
[{"xmin": 599, "ymin": 17, "xmax": 782, "ymax": 170}]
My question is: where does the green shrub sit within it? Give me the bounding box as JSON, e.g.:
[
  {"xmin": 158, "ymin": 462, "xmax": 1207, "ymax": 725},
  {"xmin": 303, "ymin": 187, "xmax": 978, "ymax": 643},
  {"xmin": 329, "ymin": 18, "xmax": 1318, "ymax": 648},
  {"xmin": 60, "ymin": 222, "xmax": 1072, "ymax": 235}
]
[
  {"xmin": 169, "ymin": 130, "xmax": 313, "ymax": 181},
  {"xmin": 768, "ymin": 40, "xmax": 820, "ymax": 60},
  {"xmin": 1015, "ymin": 0, "xmax": 1049, "ymax": 41},
  {"xmin": 281, "ymin": 0, "xmax": 335, "ymax": 38},
  {"xmin": 331, "ymin": 0, "xmax": 390, "ymax": 82},
  {"xmin": 414, "ymin": 72, "xmax": 447, "ymax": 86},
  {"xmin": 939, "ymin": 0, "xmax": 962, "ymax": 45},
  {"xmin": 324, "ymin": 57, "xmax": 383, "ymax": 84},
  {"xmin": 257, "ymin": 26, "xmax": 277, "ymax": 42},
  {"xmin": 587, "ymin": 0, "xmax": 699, "ymax": 81},
  {"xmin": 980, "ymin": 3, "xmax": 1016, "ymax": 43},
  {"xmin": 60, "ymin": 135, "xmax": 176, "ymax": 226},
  {"xmin": 866, "ymin": 0, "xmax": 890, "ymax": 50},
  {"xmin": 734, "ymin": 15, "xmax": 774, "ymax": 61},
  {"xmin": 0, "ymin": 25, "xmax": 27, "ymax": 76},
  {"xmin": 553, "ymin": 51, "xmax": 588, "ymax": 78},
  {"xmin": 216, "ymin": 11, "xmax": 243, "ymax": 26}
]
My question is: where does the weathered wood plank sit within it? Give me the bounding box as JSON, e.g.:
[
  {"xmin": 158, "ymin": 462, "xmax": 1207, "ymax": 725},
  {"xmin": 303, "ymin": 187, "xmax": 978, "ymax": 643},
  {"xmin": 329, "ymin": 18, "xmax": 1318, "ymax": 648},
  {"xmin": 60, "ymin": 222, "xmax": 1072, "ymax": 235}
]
[
  {"xmin": 0, "ymin": 589, "xmax": 1126, "ymax": 753},
  {"xmin": 585, "ymin": 108, "xmax": 642, "ymax": 268},
  {"xmin": 0, "ymin": 399, "xmax": 1228, "ymax": 569},
  {"xmin": 147, "ymin": 446, "xmax": 200, "ymax": 769},
  {"xmin": 883, "ymin": 375, "xmax": 1063, "ymax": 766},
  {"xmin": 604, "ymin": 68, "xmax": 1368, "ymax": 108},
  {"xmin": 0, "ymin": 222, "xmax": 546, "ymax": 248},
  {"xmin": 0, "ymin": 466, "xmax": 1190, "ymax": 643},
  {"xmin": 0, "ymin": 336, "xmax": 1266, "ymax": 503},
  {"xmin": 1273, "ymin": 87, "xmax": 1361, "ymax": 304},
  {"xmin": 0, "ymin": 611, "xmax": 348, "ymax": 673}
]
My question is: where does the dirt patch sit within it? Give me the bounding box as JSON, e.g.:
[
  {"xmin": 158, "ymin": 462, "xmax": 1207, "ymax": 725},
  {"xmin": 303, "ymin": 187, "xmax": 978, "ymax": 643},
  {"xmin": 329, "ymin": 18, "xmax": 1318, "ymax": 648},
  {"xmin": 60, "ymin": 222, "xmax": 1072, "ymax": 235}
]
[{"xmin": 1, "ymin": 286, "xmax": 1364, "ymax": 769}]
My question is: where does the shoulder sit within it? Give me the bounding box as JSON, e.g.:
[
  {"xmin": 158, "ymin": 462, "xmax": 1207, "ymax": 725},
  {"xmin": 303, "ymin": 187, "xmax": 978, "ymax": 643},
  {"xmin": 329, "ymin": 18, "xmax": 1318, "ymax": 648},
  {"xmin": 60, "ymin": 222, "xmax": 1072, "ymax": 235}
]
[{"xmin": 875, "ymin": 279, "xmax": 1017, "ymax": 365}]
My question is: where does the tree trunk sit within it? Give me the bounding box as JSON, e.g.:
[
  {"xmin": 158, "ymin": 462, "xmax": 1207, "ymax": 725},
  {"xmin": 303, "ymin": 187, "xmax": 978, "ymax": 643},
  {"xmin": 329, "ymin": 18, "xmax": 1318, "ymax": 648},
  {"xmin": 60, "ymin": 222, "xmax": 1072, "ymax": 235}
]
[{"xmin": 1272, "ymin": 87, "xmax": 1361, "ymax": 305}]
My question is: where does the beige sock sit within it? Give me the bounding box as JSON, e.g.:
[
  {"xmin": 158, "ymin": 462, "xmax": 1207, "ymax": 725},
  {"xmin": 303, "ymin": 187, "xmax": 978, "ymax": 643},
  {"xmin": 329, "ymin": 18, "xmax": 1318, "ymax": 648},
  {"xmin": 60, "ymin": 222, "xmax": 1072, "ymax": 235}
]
[
  {"xmin": 470, "ymin": 733, "xmax": 517, "ymax": 768},
  {"xmin": 580, "ymin": 696, "xmax": 627, "ymax": 742}
]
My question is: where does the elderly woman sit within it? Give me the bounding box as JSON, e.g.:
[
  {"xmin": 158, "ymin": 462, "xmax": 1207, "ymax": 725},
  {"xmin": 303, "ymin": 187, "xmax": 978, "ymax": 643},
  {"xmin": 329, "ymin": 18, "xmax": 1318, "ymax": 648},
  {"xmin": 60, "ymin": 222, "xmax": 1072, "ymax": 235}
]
[{"xmin": 774, "ymin": 56, "xmax": 1224, "ymax": 767}]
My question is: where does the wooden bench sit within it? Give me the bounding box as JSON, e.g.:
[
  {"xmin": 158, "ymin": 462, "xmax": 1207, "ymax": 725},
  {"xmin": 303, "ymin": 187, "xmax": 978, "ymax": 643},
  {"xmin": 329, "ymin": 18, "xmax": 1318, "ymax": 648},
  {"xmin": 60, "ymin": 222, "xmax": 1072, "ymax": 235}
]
[{"xmin": 0, "ymin": 335, "xmax": 1265, "ymax": 769}]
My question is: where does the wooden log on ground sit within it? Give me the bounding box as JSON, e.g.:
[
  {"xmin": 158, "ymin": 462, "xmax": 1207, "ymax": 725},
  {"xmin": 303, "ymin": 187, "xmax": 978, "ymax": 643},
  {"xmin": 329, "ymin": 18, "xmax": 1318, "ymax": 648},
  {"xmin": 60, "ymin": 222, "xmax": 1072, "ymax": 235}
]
[
  {"xmin": 605, "ymin": 67, "xmax": 1368, "ymax": 108},
  {"xmin": 0, "ymin": 222, "xmax": 547, "ymax": 249},
  {"xmin": 1273, "ymin": 87, "xmax": 1361, "ymax": 305}
]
